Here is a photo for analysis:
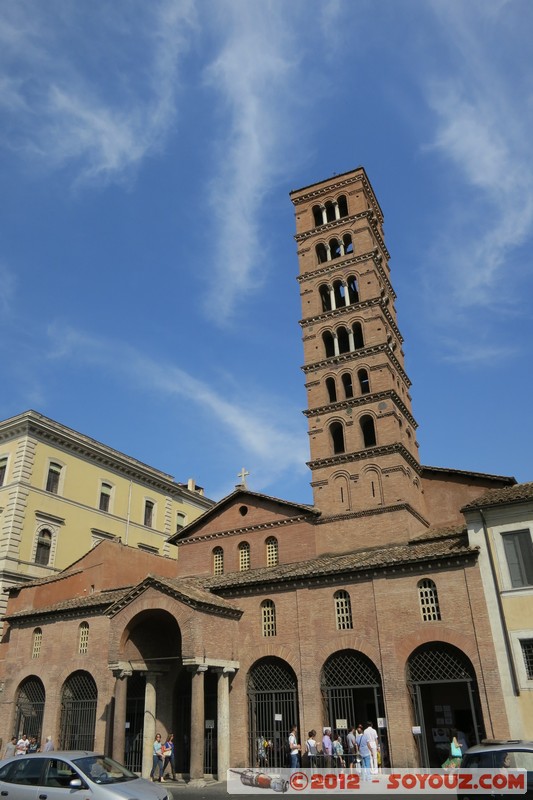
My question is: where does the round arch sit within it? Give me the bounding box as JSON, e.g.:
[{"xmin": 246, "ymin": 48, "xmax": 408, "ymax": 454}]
[
  {"xmin": 406, "ymin": 641, "xmax": 484, "ymax": 768},
  {"xmin": 59, "ymin": 670, "xmax": 97, "ymax": 751},
  {"xmin": 247, "ymin": 656, "xmax": 299, "ymax": 769},
  {"xmin": 14, "ymin": 675, "xmax": 45, "ymax": 740}
]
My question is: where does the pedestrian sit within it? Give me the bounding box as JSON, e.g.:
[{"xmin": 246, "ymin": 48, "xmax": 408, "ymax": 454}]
[
  {"xmin": 150, "ymin": 733, "xmax": 164, "ymax": 782},
  {"xmin": 43, "ymin": 735, "xmax": 55, "ymax": 752},
  {"xmin": 364, "ymin": 721, "xmax": 379, "ymax": 773},
  {"xmin": 322, "ymin": 727, "xmax": 333, "ymax": 768},
  {"xmin": 162, "ymin": 733, "xmax": 176, "ymax": 781},
  {"xmin": 346, "ymin": 726, "xmax": 357, "ymax": 769},
  {"xmin": 441, "ymin": 728, "xmax": 463, "ymax": 771},
  {"xmin": 305, "ymin": 730, "xmax": 318, "ymax": 770},
  {"xmin": 288, "ymin": 724, "xmax": 301, "ymax": 769},
  {"xmin": 28, "ymin": 736, "xmax": 40, "ymax": 753},
  {"xmin": 333, "ymin": 733, "xmax": 345, "ymax": 769},
  {"xmin": 3, "ymin": 736, "xmax": 17, "ymax": 759},
  {"xmin": 15, "ymin": 734, "xmax": 29, "ymax": 756},
  {"xmin": 355, "ymin": 725, "xmax": 371, "ymax": 780}
]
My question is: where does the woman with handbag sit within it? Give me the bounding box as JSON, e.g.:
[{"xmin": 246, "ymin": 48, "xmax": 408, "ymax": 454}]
[{"xmin": 441, "ymin": 728, "xmax": 463, "ymax": 771}]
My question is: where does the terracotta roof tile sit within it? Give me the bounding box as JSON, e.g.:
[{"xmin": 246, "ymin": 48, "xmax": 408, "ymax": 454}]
[{"xmin": 461, "ymin": 482, "xmax": 533, "ymax": 512}]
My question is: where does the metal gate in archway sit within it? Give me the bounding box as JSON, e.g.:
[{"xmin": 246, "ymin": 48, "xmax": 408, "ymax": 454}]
[
  {"xmin": 14, "ymin": 677, "xmax": 45, "ymax": 740},
  {"xmin": 248, "ymin": 658, "xmax": 299, "ymax": 769},
  {"xmin": 407, "ymin": 643, "xmax": 484, "ymax": 768},
  {"xmin": 321, "ymin": 650, "xmax": 386, "ymax": 754},
  {"xmin": 59, "ymin": 671, "xmax": 97, "ymax": 751}
]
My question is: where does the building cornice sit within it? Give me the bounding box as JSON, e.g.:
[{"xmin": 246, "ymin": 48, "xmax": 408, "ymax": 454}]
[
  {"xmin": 297, "ymin": 249, "xmax": 395, "ymax": 300},
  {"xmin": 308, "ymin": 442, "xmax": 422, "ymax": 474},
  {"xmin": 302, "ymin": 343, "xmax": 411, "ymax": 388},
  {"xmin": 176, "ymin": 514, "xmax": 312, "ymax": 547},
  {"xmin": 290, "ymin": 169, "xmax": 385, "ymax": 224},
  {"xmin": 304, "ymin": 389, "xmax": 418, "ymax": 429},
  {"xmin": 299, "ymin": 297, "xmax": 403, "ymax": 346}
]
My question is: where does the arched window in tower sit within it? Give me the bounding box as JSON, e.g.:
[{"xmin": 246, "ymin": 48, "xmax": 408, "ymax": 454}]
[
  {"xmin": 360, "ymin": 415, "xmax": 377, "ymax": 447},
  {"xmin": 312, "ymin": 204, "xmax": 323, "ymax": 227},
  {"xmin": 35, "ymin": 529, "xmax": 52, "ymax": 566},
  {"xmin": 316, "ymin": 243, "xmax": 328, "ymax": 264},
  {"xmin": 239, "ymin": 541, "xmax": 251, "ymax": 571},
  {"xmin": 358, "ymin": 368, "xmax": 370, "ymax": 394},
  {"xmin": 329, "ymin": 238, "xmax": 341, "ymax": 259},
  {"xmin": 326, "ymin": 377, "xmax": 337, "ymax": 403},
  {"xmin": 337, "ymin": 195, "xmax": 348, "ymax": 217},
  {"xmin": 213, "ymin": 546, "xmax": 224, "ymax": 576},
  {"xmin": 261, "ymin": 600, "xmax": 277, "ymax": 636},
  {"xmin": 78, "ymin": 622, "xmax": 90, "ymax": 655},
  {"xmin": 266, "ymin": 537, "xmax": 279, "ymax": 567},
  {"xmin": 343, "ymin": 233, "xmax": 353, "ymax": 254},
  {"xmin": 323, "ymin": 331, "xmax": 335, "ymax": 358},
  {"xmin": 334, "ymin": 590, "xmax": 353, "ymax": 630},
  {"xmin": 341, "ymin": 372, "xmax": 354, "ymax": 399},
  {"xmin": 330, "ymin": 421, "xmax": 345, "ymax": 454},
  {"xmin": 352, "ymin": 322, "xmax": 364, "ymax": 349},
  {"xmin": 325, "ymin": 200, "xmax": 336, "ymax": 222},
  {"xmin": 333, "ymin": 280, "xmax": 346, "ymax": 308},
  {"xmin": 320, "ymin": 284, "xmax": 332, "ymax": 312},
  {"xmin": 337, "ymin": 326, "xmax": 350, "ymax": 354},
  {"xmin": 347, "ymin": 275, "xmax": 359, "ymax": 304},
  {"xmin": 418, "ymin": 579, "xmax": 441, "ymax": 621}
]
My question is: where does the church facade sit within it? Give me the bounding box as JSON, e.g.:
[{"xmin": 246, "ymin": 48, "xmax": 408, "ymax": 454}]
[{"xmin": 0, "ymin": 168, "xmax": 524, "ymax": 780}]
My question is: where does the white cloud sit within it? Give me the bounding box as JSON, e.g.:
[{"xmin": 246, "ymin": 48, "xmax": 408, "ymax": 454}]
[
  {"xmin": 423, "ymin": 1, "xmax": 533, "ymax": 317},
  {"xmin": 201, "ymin": 3, "xmax": 303, "ymax": 324},
  {"xmin": 0, "ymin": 0, "xmax": 196, "ymax": 184},
  {"xmin": 45, "ymin": 323, "xmax": 308, "ymax": 489}
]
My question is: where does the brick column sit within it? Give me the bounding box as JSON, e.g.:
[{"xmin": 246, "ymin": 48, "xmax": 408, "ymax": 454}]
[
  {"xmin": 112, "ymin": 672, "xmax": 129, "ymax": 763},
  {"xmin": 143, "ymin": 672, "xmax": 157, "ymax": 778},
  {"xmin": 216, "ymin": 667, "xmax": 234, "ymax": 779}
]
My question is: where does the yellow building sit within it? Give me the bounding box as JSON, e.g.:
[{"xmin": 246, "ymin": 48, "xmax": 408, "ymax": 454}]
[
  {"xmin": 0, "ymin": 410, "xmax": 213, "ymax": 621},
  {"xmin": 463, "ymin": 483, "xmax": 533, "ymax": 739}
]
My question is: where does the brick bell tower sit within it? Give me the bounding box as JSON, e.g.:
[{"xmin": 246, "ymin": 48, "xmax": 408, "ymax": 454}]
[{"xmin": 290, "ymin": 168, "xmax": 430, "ymax": 549}]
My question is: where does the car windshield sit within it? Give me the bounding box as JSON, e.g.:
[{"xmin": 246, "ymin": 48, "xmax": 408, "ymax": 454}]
[{"xmin": 73, "ymin": 755, "xmax": 138, "ymax": 784}]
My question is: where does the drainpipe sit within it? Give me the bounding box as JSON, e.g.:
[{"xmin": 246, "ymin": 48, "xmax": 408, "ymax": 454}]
[
  {"xmin": 125, "ymin": 480, "xmax": 132, "ymax": 545},
  {"xmin": 478, "ymin": 508, "xmax": 520, "ymax": 697}
]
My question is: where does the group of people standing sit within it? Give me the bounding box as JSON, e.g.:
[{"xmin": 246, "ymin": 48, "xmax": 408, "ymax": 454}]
[
  {"xmin": 150, "ymin": 732, "xmax": 176, "ymax": 782},
  {"xmin": 3, "ymin": 733, "xmax": 54, "ymax": 758},
  {"xmin": 289, "ymin": 722, "xmax": 381, "ymax": 774}
]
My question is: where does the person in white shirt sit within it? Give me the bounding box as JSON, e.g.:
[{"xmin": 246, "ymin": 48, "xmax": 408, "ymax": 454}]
[{"xmin": 364, "ymin": 722, "xmax": 379, "ymax": 773}]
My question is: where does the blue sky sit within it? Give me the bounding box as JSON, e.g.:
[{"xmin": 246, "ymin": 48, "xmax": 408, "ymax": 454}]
[{"xmin": 1, "ymin": 0, "xmax": 532, "ymax": 505}]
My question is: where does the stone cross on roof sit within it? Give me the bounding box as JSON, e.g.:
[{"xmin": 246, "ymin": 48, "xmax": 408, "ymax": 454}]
[{"xmin": 236, "ymin": 467, "xmax": 249, "ymax": 489}]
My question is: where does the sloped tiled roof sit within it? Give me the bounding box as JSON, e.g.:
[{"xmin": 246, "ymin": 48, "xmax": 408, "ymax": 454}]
[
  {"xmin": 202, "ymin": 534, "xmax": 475, "ymax": 591},
  {"xmin": 461, "ymin": 482, "xmax": 533, "ymax": 512},
  {"xmin": 4, "ymin": 587, "xmax": 130, "ymax": 621},
  {"xmin": 106, "ymin": 575, "xmax": 242, "ymax": 617}
]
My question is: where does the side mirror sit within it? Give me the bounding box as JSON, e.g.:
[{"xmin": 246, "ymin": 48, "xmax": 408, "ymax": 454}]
[{"xmin": 69, "ymin": 778, "xmax": 83, "ymax": 788}]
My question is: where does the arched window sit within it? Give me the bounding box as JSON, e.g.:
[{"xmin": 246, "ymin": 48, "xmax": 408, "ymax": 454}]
[
  {"xmin": 46, "ymin": 462, "xmax": 62, "ymax": 494},
  {"xmin": 343, "ymin": 233, "xmax": 353, "ymax": 254},
  {"xmin": 358, "ymin": 368, "xmax": 370, "ymax": 394},
  {"xmin": 337, "ymin": 195, "xmax": 348, "ymax": 217},
  {"xmin": 418, "ymin": 579, "xmax": 441, "ymax": 621},
  {"xmin": 319, "ymin": 284, "xmax": 332, "ymax": 312},
  {"xmin": 334, "ymin": 590, "xmax": 353, "ymax": 630},
  {"xmin": 78, "ymin": 622, "xmax": 89, "ymax": 654},
  {"xmin": 323, "ymin": 331, "xmax": 335, "ymax": 358},
  {"xmin": 347, "ymin": 276, "xmax": 359, "ymax": 303},
  {"xmin": 60, "ymin": 672, "xmax": 97, "ymax": 751},
  {"xmin": 329, "ymin": 238, "xmax": 341, "ymax": 259},
  {"xmin": 266, "ymin": 537, "xmax": 278, "ymax": 567},
  {"xmin": 99, "ymin": 482, "xmax": 112, "ymax": 512},
  {"xmin": 330, "ymin": 422, "xmax": 345, "ymax": 454},
  {"xmin": 213, "ymin": 546, "xmax": 224, "ymax": 576},
  {"xmin": 352, "ymin": 322, "xmax": 364, "ymax": 349},
  {"xmin": 261, "ymin": 600, "xmax": 277, "ymax": 637},
  {"xmin": 325, "ymin": 201, "xmax": 336, "ymax": 222},
  {"xmin": 333, "ymin": 280, "xmax": 346, "ymax": 307},
  {"xmin": 32, "ymin": 628, "xmax": 43, "ymax": 659},
  {"xmin": 239, "ymin": 541, "xmax": 251, "ymax": 571},
  {"xmin": 35, "ymin": 529, "xmax": 52, "ymax": 566},
  {"xmin": 360, "ymin": 415, "xmax": 377, "ymax": 447},
  {"xmin": 316, "ymin": 243, "xmax": 328, "ymax": 264},
  {"xmin": 341, "ymin": 372, "xmax": 353, "ymax": 399},
  {"xmin": 312, "ymin": 205, "xmax": 323, "ymax": 227},
  {"xmin": 326, "ymin": 377, "xmax": 337, "ymax": 403},
  {"xmin": 337, "ymin": 326, "xmax": 350, "ymax": 354}
]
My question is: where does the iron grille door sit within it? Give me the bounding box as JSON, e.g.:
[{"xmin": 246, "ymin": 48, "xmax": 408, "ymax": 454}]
[
  {"xmin": 15, "ymin": 678, "xmax": 45, "ymax": 740},
  {"xmin": 59, "ymin": 671, "xmax": 97, "ymax": 751},
  {"xmin": 248, "ymin": 659, "xmax": 299, "ymax": 769}
]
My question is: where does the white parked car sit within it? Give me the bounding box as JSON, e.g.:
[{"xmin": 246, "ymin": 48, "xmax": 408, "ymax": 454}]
[{"xmin": 0, "ymin": 751, "xmax": 172, "ymax": 800}]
